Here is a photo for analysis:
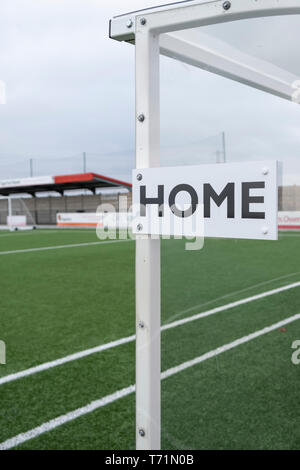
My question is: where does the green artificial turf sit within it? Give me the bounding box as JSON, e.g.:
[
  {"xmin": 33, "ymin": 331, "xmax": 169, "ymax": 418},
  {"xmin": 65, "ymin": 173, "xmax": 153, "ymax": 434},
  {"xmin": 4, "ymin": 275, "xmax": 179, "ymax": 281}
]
[{"xmin": 0, "ymin": 229, "xmax": 299, "ymax": 449}]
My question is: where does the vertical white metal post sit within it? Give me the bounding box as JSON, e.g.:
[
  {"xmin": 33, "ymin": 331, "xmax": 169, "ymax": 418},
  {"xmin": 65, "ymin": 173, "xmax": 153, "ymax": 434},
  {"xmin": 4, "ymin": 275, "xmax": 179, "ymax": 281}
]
[{"xmin": 135, "ymin": 19, "xmax": 161, "ymax": 450}]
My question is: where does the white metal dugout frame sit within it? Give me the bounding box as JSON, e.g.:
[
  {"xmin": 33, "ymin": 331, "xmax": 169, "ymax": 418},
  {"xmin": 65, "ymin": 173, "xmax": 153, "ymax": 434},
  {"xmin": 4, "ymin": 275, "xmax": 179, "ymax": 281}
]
[{"xmin": 109, "ymin": 0, "xmax": 300, "ymax": 450}]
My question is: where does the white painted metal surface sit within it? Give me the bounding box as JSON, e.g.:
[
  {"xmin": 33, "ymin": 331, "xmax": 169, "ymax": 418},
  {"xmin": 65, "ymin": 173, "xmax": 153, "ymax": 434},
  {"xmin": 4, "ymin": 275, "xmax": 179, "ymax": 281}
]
[
  {"xmin": 133, "ymin": 161, "xmax": 278, "ymax": 240},
  {"xmin": 110, "ymin": 0, "xmax": 300, "ymax": 102},
  {"xmin": 135, "ymin": 23, "xmax": 161, "ymax": 450},
  {"xmin": 111, "ymin": 0, "xmax": 300, "ymax": 39}
]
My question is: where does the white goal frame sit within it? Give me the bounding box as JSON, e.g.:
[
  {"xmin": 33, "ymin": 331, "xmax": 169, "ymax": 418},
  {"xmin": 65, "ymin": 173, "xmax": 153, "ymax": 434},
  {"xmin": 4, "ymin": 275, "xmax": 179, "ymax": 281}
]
[
  {"xmin": 1, "ymin": 196, "xmax": 36, "ymax": 230},
  {"xmin": 110, "ymin": 0, "xmax": 300, "ymax": 450}
]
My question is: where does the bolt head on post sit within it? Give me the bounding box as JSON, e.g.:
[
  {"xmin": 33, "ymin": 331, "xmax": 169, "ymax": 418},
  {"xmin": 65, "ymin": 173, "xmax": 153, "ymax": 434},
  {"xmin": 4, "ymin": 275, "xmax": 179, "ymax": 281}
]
[
  {"xmin": 136, "ymin": 173, "xmax": 143, "ymax": 181},
  {"xmin": 137, "ymin": 224, "xmax": 143, "ymax": 232},
  {"xmin": 223, "ymin": 1, "xmax": 231, "ymax": 10},
  {"xmin": 126, "ymin": 19, "xmax": 133, "ymax": 29},
  {"xmin": 138, "ymin": 428, "xmax": 146, "ymax": 437},
  {"xmin": 140, "ymin": 17, "xmax": 147, "ymax": 26},
  {"xmin": 137, "ymin": 114, "xmax": 145, "ymax": 123}
]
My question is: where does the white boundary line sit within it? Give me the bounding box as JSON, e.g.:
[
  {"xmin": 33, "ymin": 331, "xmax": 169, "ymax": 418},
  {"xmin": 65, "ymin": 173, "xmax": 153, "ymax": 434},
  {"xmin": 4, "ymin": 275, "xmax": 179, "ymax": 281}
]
[
  {"xmin": 0, "ymin": 335, "xmax": 135, "ymax": 386},
  {"xmin": 0, "ymin": 385, "xmax": 136, "ymax": 451},
  {"xmin": 162, "ymin": 281, "xmax": 300, "ymax": 331},
  {"xmin": 161, "ymin": 313, "xmax": 300, "ymax": 379},
  {"xmin": 0, "ymin": 230, "xmax": 96, "ymax": 238},
  {"xmin": 0, "ymin": 239, "xmax": 132, "ymax": 255},
  {"xmin": 165, "ymin": 270, "xmax": 300, "ymax": 320},
  {"xmin": 1, "ymin": 280, "xmax": 299, "ymax": 387},
  {"xmin": 279, "ymin": 232, "xmax": 300, "ymax": 236},
  {"xmin": 1, "ymin": 312, "xmax": 299, "ymax": 450}
]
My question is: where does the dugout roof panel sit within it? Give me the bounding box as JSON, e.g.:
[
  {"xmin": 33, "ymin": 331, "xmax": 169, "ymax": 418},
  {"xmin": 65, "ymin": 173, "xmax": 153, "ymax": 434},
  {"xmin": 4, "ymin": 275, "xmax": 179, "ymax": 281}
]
[{"xmin": 0, "ymin": 173, "xmax": 132, "ymax": 196}]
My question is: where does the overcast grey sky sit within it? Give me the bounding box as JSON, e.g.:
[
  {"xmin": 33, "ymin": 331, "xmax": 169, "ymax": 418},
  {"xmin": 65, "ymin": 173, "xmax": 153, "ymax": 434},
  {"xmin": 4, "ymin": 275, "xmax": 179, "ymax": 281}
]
[{"xmin": 0, "ymin": 0, "xmax": 300, "ymax": 183}]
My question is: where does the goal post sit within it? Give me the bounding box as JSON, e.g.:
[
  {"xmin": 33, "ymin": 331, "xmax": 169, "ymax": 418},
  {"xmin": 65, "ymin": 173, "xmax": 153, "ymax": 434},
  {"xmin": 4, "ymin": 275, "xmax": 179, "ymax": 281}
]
[{"xmin": 3, "ymin": 196, "xmax": 36, "ymax": 231}]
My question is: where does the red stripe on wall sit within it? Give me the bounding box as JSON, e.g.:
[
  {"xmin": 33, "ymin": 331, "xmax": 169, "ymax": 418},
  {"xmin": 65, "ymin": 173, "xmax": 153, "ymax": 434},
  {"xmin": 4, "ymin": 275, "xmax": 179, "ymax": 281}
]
[{"xmin": 57, "ymin": 222, "xmax": 101, "ymax": 227}]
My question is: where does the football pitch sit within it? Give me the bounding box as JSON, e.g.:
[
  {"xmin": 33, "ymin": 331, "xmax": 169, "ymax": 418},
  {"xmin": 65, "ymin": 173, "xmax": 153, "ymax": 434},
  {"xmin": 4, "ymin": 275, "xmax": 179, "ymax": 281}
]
[{"xmin": 0, "ymin": 228, "xmax": 300, "ymax": 450}]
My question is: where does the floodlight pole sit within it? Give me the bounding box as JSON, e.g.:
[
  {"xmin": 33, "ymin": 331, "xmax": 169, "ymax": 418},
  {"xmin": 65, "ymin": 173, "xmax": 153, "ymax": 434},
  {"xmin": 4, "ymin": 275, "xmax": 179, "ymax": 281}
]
[
  {"xmin": 222, "ymin": 131, "xmax": 226, "ymax": 163},
  {"xmin": 83, "ymin": 152, "xmax": 87, "ymax": 173},
  {"xmin": 135, "ymin": 20, "xmax": 161, "ymax": 450}
]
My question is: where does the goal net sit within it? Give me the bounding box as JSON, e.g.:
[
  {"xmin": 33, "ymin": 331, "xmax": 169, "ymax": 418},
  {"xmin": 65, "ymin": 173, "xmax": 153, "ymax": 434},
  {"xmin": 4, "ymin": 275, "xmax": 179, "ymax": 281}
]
[{"xmin": 0, "ymin": 197, "xmax": 37, "ymax": 231}]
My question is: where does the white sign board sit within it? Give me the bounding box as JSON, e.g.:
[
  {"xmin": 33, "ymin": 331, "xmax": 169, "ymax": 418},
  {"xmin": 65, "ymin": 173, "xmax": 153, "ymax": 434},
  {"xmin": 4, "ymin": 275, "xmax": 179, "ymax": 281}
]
[
  {"xmin": 278, "ymin": 211, "xmax": 300, "ymax": 230},
  {"xmin": 133, "ymin": 161, "xmax": 278, "ymax": 240},
  {"xmin": 7, "ymin": 216, "xmax": 27, "ymax": 227},
  {"xmin": 6, "ymin": 215, "xmax": 27, "ymax": 227},
  {"xmin": 57, "ymin": 213, "xmax": 103, "ymax": 227},
  {"xmin": 57, "ymin": 212, "xmax": 132, "ymax": 229}
]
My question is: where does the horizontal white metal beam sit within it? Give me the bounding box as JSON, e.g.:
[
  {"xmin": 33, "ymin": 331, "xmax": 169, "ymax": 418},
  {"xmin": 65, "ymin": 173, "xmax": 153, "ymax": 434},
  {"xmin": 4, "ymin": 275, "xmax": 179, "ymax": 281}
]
[
  {"xmin": 110, "ymin": 0, "xmax": 300, "ymax": 102},
  {"xmin": 110, "ymin": 0, "xmax": 300, "ymax": 41},
  {"xmin": 160, "ymin": 30, "xmax": 298, "ymax": 101},
  {"xmin": 142, "ymin": 0, "xmax": 300, "ymax": 35},
  {"xmin": 109, "ymin": 0, "xmax": 206, "ymax": 42}
]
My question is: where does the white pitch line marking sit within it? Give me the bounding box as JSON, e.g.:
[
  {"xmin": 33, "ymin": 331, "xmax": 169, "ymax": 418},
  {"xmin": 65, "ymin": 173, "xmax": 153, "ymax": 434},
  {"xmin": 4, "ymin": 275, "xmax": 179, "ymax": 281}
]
[
  {"xmin": 0, "ymin": 239, "xmax": 132, "ymax": 255},
  {"xmin": 161, "ymin": 281, "xmax": 300, "ymax": 332},
  {"xmin": 0, "ymin": 230, "xmax": 80, "ymax": 238},
  {"xmin": 1, "ymin": 312, "xmax": 299, "ymax": 450},
  {"xmin": 279, "ymin": 233, "xmax": 300, "ymax": 237},
  {"xmin": 0, "ymin": 385, "xmax": 136, "ymax": 451},
  {"xmin": 165, "ymin": 270, "xmax": 300, "ymax": 321},
  {"xmin": 1, "ymin": 280, "xmax": 300, "ymax": 387},
  {"xmin": 161, "ymin": 313, "xmax": 300, "ymax": 379},
  {"xmin": 0, "ymin": 335, "xmax": 136, "ymax": 386}
]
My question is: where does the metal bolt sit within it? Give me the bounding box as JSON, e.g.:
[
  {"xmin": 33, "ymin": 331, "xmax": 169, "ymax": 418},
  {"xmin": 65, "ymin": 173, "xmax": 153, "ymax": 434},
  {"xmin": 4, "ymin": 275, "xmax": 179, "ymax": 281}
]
[
  {"xmin": 140, "ymin": 18, "xmax": 147, "ymax": 26},
  {"xmin": 137, "ymin": 224, "xmax": 143, "ymax": 232},
  {"xmin": 262, "ymin": 167, "xmax": 269, "ymax": 175},
  {"xmin": 137, "ymin": 173, "xmax": 143, "ymax": 181},
  {"xmin": 138, "ymin": 321, "xmax": 145, "ymax": 329},
  {"xmin": 139, "ymin": 428, "xmax": 146, "ymax": 437},
  {"xmin": 262, "ymin": 227, "xmax": 268, "ymax": 235},
  {"xmin": 137, "ymin": 114, "xmax": 145, "ymax": 122},
  {"xmin": 126, "ymin": 19, "xmax": 133, "ymax": 29},
  {"xmin": 223, "ymin": 1, "xmax": 231, "ymax": 10}
]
